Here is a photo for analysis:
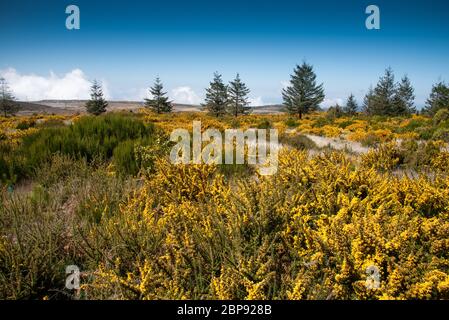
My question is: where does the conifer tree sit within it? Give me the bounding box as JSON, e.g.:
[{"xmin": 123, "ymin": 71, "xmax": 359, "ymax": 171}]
[
  {"xmin": 228, "ymin": 73, "xmax": 251, "ymax": 116},
  {"xmin": 144, "ymin": 77, "xmax": 173, "ymax": 114},
  {"xmin": 85, "ymin": 80, "xmax": 108, "ymax": 115},
  {"xmin": 394, "ymin": 75, "xmax": 415, "ymax": 115},
  {"xmin": 203, "ymin": 72, "xmax": 228, "ymax": 117},
  {"xmin": 371, "ymin": 67, "xmax": 397, "ymax": 116},
  {"xmin": 282, "ymin": 62, "xmax": 324, "ymax": 119},
  {"xmin": 424, "ymin": 81, "xmax": 449, "ymax": 115},
  {"xmin": 0, "ymin": 78, "xmax": 19, "ymax": 117},
  {"xmin": 344, "ymin": 93, "xmax": 358, "ymax": 115},
  {"xmin": 362, "ymin": 86, "xmax": 375, "ymax": 115},
  {"xmin": 0, "ymin": 77, "xmax": 18, "ymax": 117}
]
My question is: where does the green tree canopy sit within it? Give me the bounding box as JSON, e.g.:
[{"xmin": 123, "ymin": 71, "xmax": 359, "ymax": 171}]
[
  {"xmin": 282, "ymin": 62, "xmax": 325, "ymax": 119},
  {"xmin": 371, "ymin": 67, "xmax": 397, "ymax": 116},
  {"xmin": 424, "ymin": 81, "xmax": 449, "ymax": 115},
  {"xmin": 364, "ymin": 69, "xmax": 416, "ymax": 116},
  {"xmin": 203, "ymin": 72, "xmax": 228, "ymax": 117},
  {"xmin": 228, "ymin": 73, "xmax": 251, "ymax": 116},
  {"xmin": 85, "ymin": 80, "xmax": 108, "ymax": 115},
  {"xmin": 394, "ymin": 75, "xmax": 416, "ymax": 115},
  {"xmin": 344, "ymin": 93, "xmax": 358, "ymax": 115},
  {"xmin": 144, "ymin": 77, "xmax": 173, "ymax": 114}
]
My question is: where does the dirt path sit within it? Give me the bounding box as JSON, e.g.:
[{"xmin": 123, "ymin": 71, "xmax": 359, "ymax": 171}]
[{"xmin": 304, "ymin": 134, "xmax": 370, "ymax": 154}]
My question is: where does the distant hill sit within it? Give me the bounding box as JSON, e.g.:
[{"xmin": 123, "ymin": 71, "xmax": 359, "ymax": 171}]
[
  {"xmin": 16, "ymin": 100, "xmax": 285, "ymax": 115},
  {"xmin": 16, "ymin": 101, "xmax": 74, "ymax": 115},
  {"xmin": 250, "ymin": 104, "xmax": 285, "ymax": 114}
]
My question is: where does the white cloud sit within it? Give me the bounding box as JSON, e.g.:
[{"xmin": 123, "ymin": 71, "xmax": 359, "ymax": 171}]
[
  {"xmin": 249, "ymin": 96, "xmax": 264, "ymax": 107},
  {"xmin": 321, "ymin": 98, "xmax": 344, "ymax": 109},
  {"xmin": 171, "ymin": 86, "xmax": 201, "ymax": 105},
  {"xmin": 0, "ymin": 68, "xmax": 110, "ymax": 101}
]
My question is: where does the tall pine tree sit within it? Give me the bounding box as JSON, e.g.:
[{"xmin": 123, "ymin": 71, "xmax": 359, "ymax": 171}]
[
  {"xmin": 0, "ymin": 77, "xmax": 18, "ymax": 117},
  {"xmin": 228, "ymin": 73, "xmax": 251, "ymax": 116},
  {"xmin": 203, "ymin": 72, "xmax": 228, "ymax": 117},
  {"xmin": 85, "ymin": 80, "xmax": 108, "ymax": 115},
  {"xmin": 371, "ymin": 67, "xmax": 397, "ymax": 116},
  {"xmin": 145, "ymin": 77, "xmax": 173, "ymax": 114},
  {"xmin": 424, "ymin": 81, "xmax": 449, "ymax": 115},
  {"xmin": 344, "ymin": 93, "xmax": 358, "ymax": 115},
  {"xmin": 282, "ymin": 62, "xmax": 324, "ymax": 119},
  {"xmin": 394, "ymin": 75, "xmax": 415, "ymax": 115}
]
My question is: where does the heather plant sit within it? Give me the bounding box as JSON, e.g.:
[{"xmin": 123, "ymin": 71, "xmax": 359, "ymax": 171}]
[{"xmin": 0, "ymin": 114, "xmax": 158, "ymax": 182}]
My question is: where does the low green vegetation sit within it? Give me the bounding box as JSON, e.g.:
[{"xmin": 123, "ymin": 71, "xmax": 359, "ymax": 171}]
[{"xmin": 0, "ymin": 114, "xmax": 165, "ymax": 184}]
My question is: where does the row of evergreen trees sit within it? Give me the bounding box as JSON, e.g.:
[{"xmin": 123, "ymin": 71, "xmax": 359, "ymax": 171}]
[
  {"xmin": 1, "ymin": 66, "xmax": 448, "ymax": 118},
  {"xmin": 83, "ymin": 67, "xmax": 449, "ymax": 117},
  {"xmin": 362, "ymin": 68, "xmax": 416, "ymax": 116},
  {"xmin": 142, "ymin": 73, "xmax": 252, "ymax": 117},
  {"xmin": 282, "ymin": 62, "xmax": 449, "ymax": 118},
  {"xmin": 84, "ymin": 78, "xmax": 173, "ymax": 116},
  {"xmin": 361, "ymin": 69, "xmax": 449, "ymax": 116},
  {"xmin": 203, "ymin": 72, "xmax": 251, "ymax": 117},
  {"xmin": 280, "ymin": 63, "xmax": 417, "ymax": 118}
]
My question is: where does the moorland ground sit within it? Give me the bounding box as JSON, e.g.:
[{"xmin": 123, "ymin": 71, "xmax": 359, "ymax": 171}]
[{"xmin": 1, "ymin": 110, "xmax": 449, "ymax": 299}]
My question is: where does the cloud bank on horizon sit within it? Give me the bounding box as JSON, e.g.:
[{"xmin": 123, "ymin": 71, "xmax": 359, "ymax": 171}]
[{"xmin": 0, "ymin": 68, "xmax": 108, "ymax": 101}]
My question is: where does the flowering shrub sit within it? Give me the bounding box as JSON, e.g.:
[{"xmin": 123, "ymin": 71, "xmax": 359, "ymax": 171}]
[
  {"xmin": 361, "ymin": 142, "xmax": 402, "ymax": 171},
  {"xmin": 76, "ymin": 149, "xmax": 449, "ymax": 300},
  {"xmin": 2, "ymin": 111, "xmax": 449, "ymax": 300}
]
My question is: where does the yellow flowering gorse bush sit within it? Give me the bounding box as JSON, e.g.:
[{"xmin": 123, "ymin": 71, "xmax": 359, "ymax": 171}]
[
  {"xmin": 79, "ymin": 147, "xmax": 449, "ymax": 300},
  {"xmin": 2, "ymin": 111, "xmax": 449, "ymax": 300}
]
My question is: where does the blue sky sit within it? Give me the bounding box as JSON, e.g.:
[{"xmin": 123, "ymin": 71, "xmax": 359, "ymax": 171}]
[{"xmin": 0, "ymin": 0, "xmax": 448, "ymax": 108}]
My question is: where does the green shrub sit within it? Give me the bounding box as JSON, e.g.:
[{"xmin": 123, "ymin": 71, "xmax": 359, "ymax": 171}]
[
  {"xmin": 399, "ymin": 140, "xmax": 442, "ymax": 169},
  {"xmin": 0, "ymin": 114, "xmax": 163, "ymax": 183},
  {"xmin": 369, "ymin": 115, "xmax": 389, "ymax": 125},
  {"xmin": 15, "ymin": 114, "xmax": 156, "ymax": 179},
  {"xmin": 432, "ymin": 127, "xmax": 449, "ymax": 142},
  {"xmin": 0, "ymin": 190, "xmax": 71, "ymax": 299},
  {"xmin": 33, "ymin": 154, "xmax": 90, "ymax": 188},
  {"xmin": 280, "ymin": 134, "xmax": 317, "ymax": 150},
  {"xmin": 0, "ymin": 143, "xmax": 25, "ymax": 185},
  {"xmin": 229, "ymin": 119, "xmax": 241, "ymax": 128},
  {"xmin": 16, "ymin": 120, "xmax": 36, "ymax": 130},
  {"xmin": 396, "ymin": 118, "xmax": 429, "ymax": 133},
  {"xmin": 36, "ymin": 118, "xmax": 65, "ymax": 128},
  {"xmin": 312, "ymin": 116, "xmax": 332, "ymax": 128},
  {"xmin": 338, "ymin": 120, "xmax": 355, "ymax": 129},
  {"xmin": 433, "ymin": 109, "xmax": 449, "ymax": 126},
  {"xmin": 257, "ymin": 119, "xmax": 271, "ymax": 129},
  {"xmin": 416, "ymin": 126, "xmax": 436, "ymax": 140},
  {"xmin": 0, "ymin": 159, "xmax": 137, "ymax": 299},
  {"xmin": 284, "ymin": 118, "xmax": 298, "ymax": 128},
  {"xmin": 112, "ymin": 140, "xmax": 139, "ymax": 176}
]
